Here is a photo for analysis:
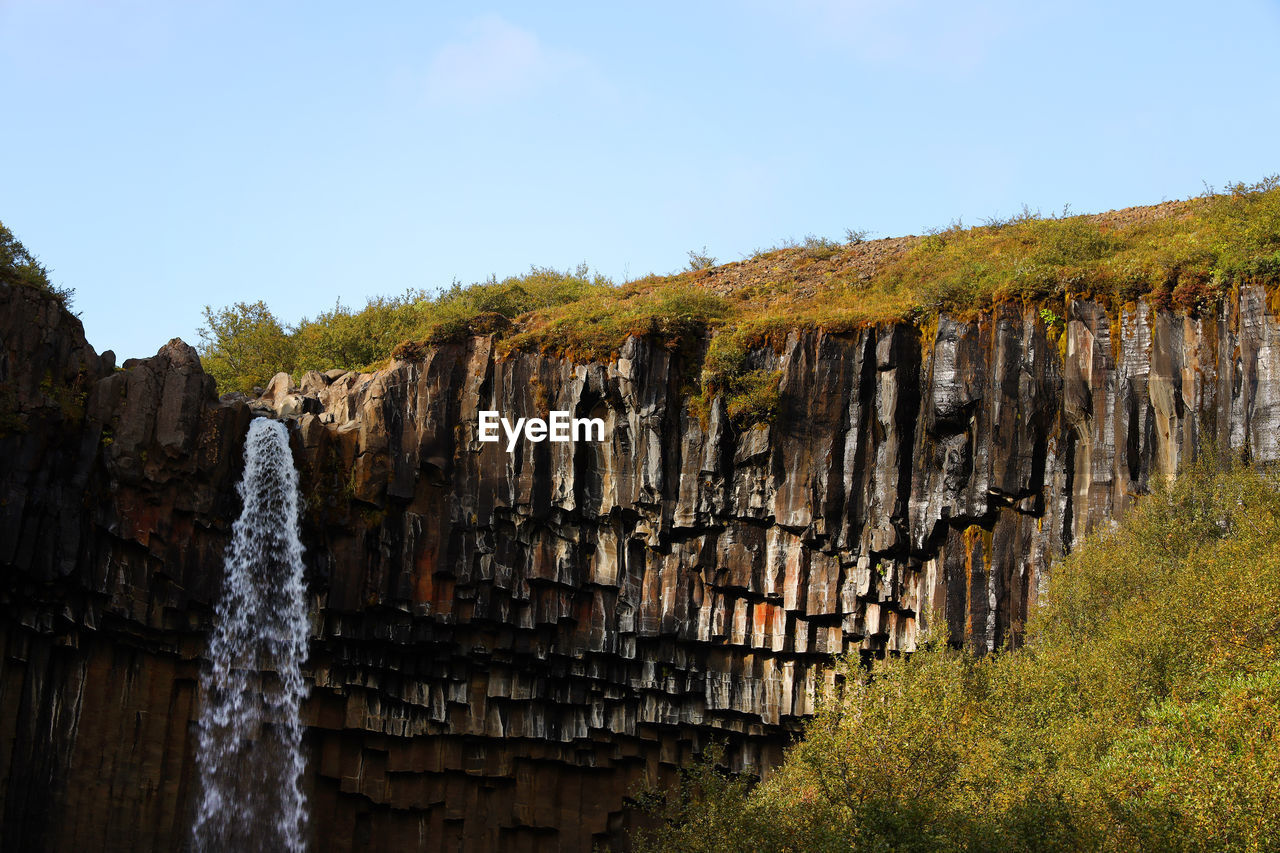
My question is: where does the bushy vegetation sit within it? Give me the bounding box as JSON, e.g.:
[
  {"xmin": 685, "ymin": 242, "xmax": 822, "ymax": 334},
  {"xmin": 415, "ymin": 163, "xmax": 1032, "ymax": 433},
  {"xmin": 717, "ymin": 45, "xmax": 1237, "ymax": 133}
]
[
  {"xmin": 502, "ymin": 281, "xmax": 732, "ymax": 361},
  {"xmin": 198, "ymin": 181, "xmax": 1280, "ymax": 415},
  {"xmin": 693, "ymin": 327, "xmax": 782, "ymax": 428},
  {"xmin": 880, "ymin": 178, "xmax": 1280, "ymax": 319},
  {"xmin": 197, "ymin": 265, "xmax": 611, "ymax": 393},
  {"xmin": 199, "ymin": 301, "xmax": 298, "ymax": 394},
  {"xmin": 0, "ymin": 220, "xmax": 73, "ymax": 306},
  {"xmin": 630, "ymin": 456, "xmax": 1280, "ymax": 852}
]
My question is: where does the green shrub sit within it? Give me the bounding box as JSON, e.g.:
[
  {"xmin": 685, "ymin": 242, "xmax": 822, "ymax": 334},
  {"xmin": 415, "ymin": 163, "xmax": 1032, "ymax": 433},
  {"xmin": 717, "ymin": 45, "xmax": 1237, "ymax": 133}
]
[
  {"xmin": 630, "ymin": 742, "xmax": 770, "ymax": 853},
  {"xmin": 504, "ymin": 282, "xmax": 730, "ymax": 360},
  {"xmin": 195, "ymin": 180, "xmax": 1280, "ymax": 395},
  {"xmin": 688, "ymin": 247, "xmax": 718, "ymax": 271},
  {"xmin": 632, "ymin": 456, "xmax": 1280, "ymax": 852},
  {"xmin": 197, "ymin": 301, "xmax": 297, "ymax": 393},
  {"xmin": 693, "ymin": 328, "xmax": 782, "ymax": 428},
  {"xmin": 800, "ymin": 234, "xmax": 842, "ymax": 260},
  {"xmin": 197, "ymin": 265, "xmax": 612, "ymax": 387},
  {"xmin": 294, "ymin": 291, "xmax": 426, "ymax": 373},
  {"xmin": 0, "ymin": 221, "xmax": 73, "ymax": 306}
]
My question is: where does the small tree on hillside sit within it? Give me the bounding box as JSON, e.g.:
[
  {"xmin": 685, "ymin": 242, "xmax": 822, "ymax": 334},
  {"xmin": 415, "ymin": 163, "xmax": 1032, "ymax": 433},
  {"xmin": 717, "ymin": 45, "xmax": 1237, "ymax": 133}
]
[
  {"xmin": 198, "ymin": 301, "xmax": 296, "ymax": 394},
  {"xmin": 0, "ymin": 220, "xmax": 74, "ymax": 306}
]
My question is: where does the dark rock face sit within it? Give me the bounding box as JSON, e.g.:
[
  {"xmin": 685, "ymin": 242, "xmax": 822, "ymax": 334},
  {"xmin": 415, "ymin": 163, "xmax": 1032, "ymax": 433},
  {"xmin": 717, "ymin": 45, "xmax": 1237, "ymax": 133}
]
[{"xmin": 3, "ymin": 279, "xmax": 1280, "ymax": 851}]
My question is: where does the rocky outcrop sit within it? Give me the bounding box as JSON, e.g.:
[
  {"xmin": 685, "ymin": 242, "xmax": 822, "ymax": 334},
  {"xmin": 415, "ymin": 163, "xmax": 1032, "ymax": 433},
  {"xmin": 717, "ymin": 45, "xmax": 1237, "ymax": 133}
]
[{"xmin": 3, "ymin": 278, "xmax": 1280, "ymax": 851}]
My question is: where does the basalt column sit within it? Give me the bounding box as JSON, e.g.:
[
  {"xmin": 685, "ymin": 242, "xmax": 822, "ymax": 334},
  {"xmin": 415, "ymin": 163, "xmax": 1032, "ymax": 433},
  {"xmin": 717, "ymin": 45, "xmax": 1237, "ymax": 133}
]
[{"xmin": 4, "ymin": 279, "xmax": 1280, "ymax": 851}]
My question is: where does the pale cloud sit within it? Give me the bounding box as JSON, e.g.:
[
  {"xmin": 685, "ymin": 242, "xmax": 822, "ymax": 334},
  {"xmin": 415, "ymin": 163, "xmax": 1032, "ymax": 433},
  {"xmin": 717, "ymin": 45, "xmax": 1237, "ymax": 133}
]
[{"xmin": 423, "ymin": 14, "xmax": 582, "ymax": 106}]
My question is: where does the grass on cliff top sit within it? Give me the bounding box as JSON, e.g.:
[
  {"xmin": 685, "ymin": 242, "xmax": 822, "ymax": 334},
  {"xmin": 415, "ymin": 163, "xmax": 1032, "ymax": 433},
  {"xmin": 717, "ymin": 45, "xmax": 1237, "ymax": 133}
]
[
  {"xmin": 496, "ymin": 176, "xmax": 1280, "ymax": 360},
  {"xmin": 630, "ymin": 455, "xmax": 1280, "ymax": 853},
  {"xmin": 196, "ymin": 179, "xmax": 1280, "ymax": 400}
]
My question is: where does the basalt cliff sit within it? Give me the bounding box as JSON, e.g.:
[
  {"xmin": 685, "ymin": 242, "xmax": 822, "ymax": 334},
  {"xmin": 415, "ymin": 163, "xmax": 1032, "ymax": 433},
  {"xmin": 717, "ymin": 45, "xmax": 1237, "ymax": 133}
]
[{"xmin": 3, "ymin": 278, "xmax": 1280, "ymax": 852}]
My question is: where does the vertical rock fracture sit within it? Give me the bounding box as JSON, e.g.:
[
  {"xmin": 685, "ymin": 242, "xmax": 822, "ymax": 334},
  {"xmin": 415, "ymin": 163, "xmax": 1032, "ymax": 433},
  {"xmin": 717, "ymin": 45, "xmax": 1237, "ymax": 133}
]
[
  {"xmin": 6, "ymin": 277, "xmax": 1280, "ymax": 850},
  {"xmin": 193, "ymin": 418, "xmax": 309, "ymax": 853}
]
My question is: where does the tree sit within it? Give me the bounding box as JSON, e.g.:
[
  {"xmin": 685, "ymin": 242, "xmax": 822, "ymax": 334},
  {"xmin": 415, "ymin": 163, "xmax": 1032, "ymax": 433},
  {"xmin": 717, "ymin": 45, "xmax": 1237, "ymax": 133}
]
[
  {"xmin": 0, "ymin": 220, "xmax": 74, "ymax": 306},
  {"xmin": 197, "ymin": 301, "xmax": 296, "ymax": 393}
]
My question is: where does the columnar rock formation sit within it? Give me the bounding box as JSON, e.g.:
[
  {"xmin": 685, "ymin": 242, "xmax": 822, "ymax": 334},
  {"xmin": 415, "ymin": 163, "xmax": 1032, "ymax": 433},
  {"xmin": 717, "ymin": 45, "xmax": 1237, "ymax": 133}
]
[{"xmin": 3, "ymin": 279, "xmax": 1279, "ymax": 851}]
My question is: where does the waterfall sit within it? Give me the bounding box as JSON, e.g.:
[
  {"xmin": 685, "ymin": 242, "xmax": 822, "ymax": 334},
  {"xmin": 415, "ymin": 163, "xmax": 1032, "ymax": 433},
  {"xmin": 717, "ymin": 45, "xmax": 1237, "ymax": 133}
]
[{"xmin": 193, "ymin": 417, "xmax": 309, "ymax": 853}]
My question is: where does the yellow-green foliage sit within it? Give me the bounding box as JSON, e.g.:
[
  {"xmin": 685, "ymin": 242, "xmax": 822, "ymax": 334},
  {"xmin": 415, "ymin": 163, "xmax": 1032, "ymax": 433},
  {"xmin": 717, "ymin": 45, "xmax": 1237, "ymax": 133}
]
[
  {"xmin": 883, "ymin": 178, "xmax": 1280, "ymax": 318},
  {"xmin": 691, "ymin": 326, "xmax": 782, "ymax": 428},
  {"xmin": 514, "ymin": 178, "xmax": 1280, "ymax": 357},
  {"xmin": 0, "ymin": 223, "xmax": 88, "ymax": 431},
  {"xmin": 198, "ymin": 180, "xmax": 1280, "ymax": 399},
  {"xmin": 416, "ymin": 263, "xmax": 611, "ymax": 345},
  {"xmin": 198, "ymin": 300, "xmax": 299, "ymax": 394},
  {"xmin": 0, "ymin": 220, "xmax": 74, "ymax": 306},
  {"xmin": 633, "ymin": 456, "xmax": 1280, "ymax": 853},
  {"xmin": 197, "ymin": 265, "xmax": 610, "ymax": 391},
  {"xmin": 294, "ymin": 291, "xmax": 426, "ymax": 373},
  {"xmin": 502, "ymin": 279, "xmax": 732, "ymax": 360}
]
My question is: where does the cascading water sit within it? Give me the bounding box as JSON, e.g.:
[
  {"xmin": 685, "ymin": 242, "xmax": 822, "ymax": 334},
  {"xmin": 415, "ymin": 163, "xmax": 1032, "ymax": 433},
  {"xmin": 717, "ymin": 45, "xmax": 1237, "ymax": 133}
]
[{"xmin": 193, "ymin": 417, "xmax": 310, "ymax": 853}]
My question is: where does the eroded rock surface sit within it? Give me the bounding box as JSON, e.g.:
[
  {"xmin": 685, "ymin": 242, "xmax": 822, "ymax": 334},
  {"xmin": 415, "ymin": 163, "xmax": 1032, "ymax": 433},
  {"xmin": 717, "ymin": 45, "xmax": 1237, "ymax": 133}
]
[{"xmin": 4, "ymin": 279, "xmax": 1280, "ymax": 851}]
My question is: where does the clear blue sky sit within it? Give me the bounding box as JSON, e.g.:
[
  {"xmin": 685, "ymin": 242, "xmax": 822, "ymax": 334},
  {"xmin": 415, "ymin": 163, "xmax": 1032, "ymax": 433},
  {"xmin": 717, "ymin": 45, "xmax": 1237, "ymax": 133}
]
[{"xmin": 3, "ymin": 1, "xmax": 1279, "ymax": 360}]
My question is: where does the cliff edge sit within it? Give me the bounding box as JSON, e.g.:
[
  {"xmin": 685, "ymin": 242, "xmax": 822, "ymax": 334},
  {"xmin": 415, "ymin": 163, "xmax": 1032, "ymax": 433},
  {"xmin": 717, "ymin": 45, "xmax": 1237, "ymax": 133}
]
[{"xmin": 3, "ymin": 275, "xmax": 1280, "ymax": 851}]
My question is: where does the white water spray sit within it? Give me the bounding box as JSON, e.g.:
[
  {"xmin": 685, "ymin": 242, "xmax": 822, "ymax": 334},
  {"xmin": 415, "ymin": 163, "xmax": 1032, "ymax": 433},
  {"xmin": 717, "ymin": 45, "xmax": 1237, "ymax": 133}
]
[{"xmin": 193, "ymin": 417, "xmax": 309, "ymax": 852}]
